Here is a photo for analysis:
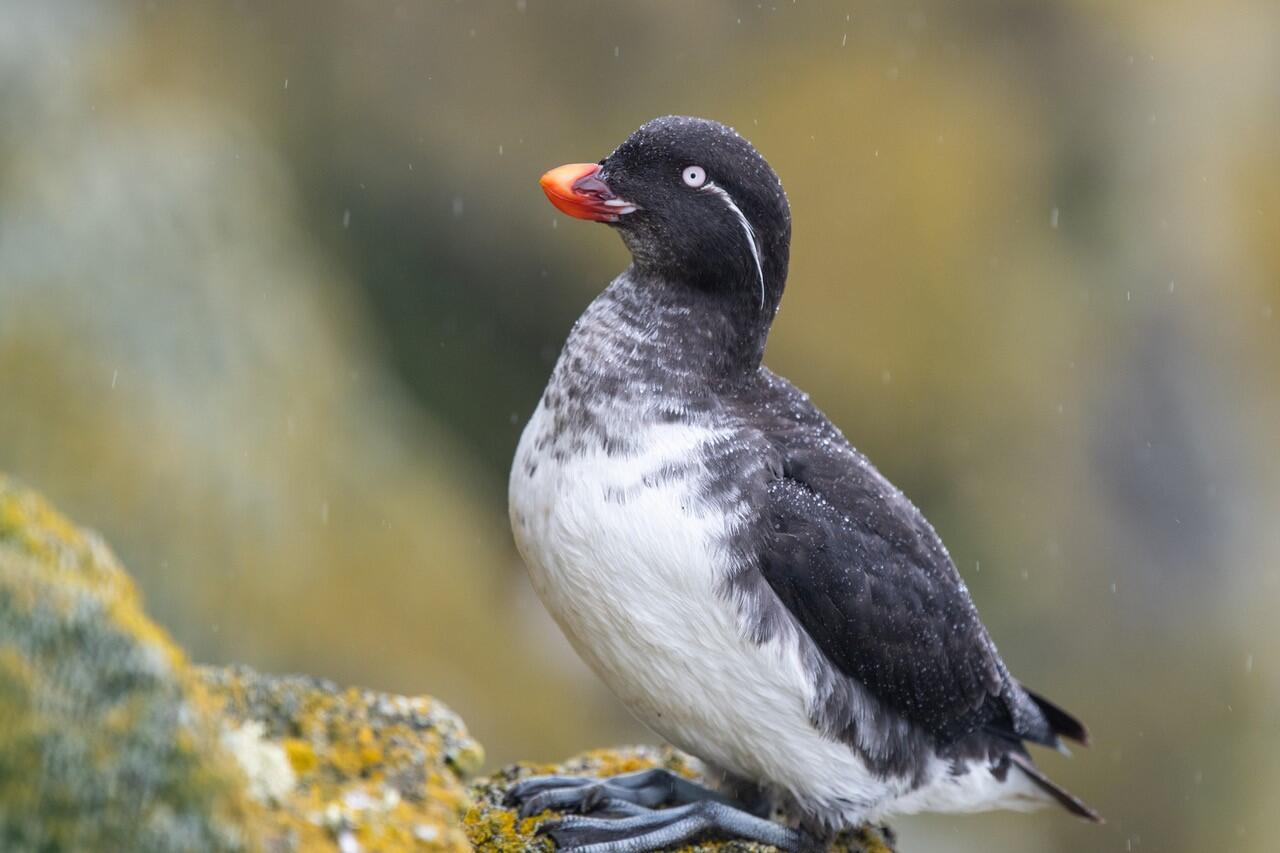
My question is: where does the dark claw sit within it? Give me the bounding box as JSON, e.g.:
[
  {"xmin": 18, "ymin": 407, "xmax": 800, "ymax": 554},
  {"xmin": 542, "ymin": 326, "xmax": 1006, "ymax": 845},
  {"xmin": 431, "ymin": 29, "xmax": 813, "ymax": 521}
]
[{"xmin": 580, "ymin": 784, "xmax": 609, "ymax": 812}]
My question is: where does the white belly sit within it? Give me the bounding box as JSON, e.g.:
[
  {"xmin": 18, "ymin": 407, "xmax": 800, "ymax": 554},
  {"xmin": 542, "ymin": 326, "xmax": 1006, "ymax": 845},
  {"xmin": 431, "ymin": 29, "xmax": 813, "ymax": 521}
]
[{"xmin": 509, "ymin": 404, "xmax": 885, "ymax": 815}]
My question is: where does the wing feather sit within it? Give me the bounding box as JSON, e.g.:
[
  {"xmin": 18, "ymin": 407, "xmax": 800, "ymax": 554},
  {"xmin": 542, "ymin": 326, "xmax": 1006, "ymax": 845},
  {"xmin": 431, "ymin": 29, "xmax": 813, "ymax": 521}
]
[{"xmin": 736, "ymin": 369, "xmax": 1048, "ymax": 745}]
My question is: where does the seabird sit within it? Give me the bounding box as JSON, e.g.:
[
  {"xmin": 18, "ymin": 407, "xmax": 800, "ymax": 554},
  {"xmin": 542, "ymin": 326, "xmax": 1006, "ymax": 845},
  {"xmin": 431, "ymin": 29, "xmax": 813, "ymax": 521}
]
[{"xmin": 508, "ymin": 116, "xmax": 1098, "ymax": 852}]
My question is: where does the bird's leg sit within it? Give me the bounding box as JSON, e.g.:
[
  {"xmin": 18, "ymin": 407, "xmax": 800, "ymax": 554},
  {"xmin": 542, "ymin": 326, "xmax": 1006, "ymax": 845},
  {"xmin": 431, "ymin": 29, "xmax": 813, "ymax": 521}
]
[
  {"xmin": 505, "ymin": 768, "xmax": 751, "ymax": 818},
  {"xmin": 536, "ymin": 800, "xmax": 817, "ymax": 853}
]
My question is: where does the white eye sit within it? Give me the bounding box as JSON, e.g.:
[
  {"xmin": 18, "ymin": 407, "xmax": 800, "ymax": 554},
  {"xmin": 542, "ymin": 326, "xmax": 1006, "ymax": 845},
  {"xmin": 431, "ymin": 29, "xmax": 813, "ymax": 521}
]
[{"xmin": 681, "ymin": 165, "xmax": 707, "ymax": 188}]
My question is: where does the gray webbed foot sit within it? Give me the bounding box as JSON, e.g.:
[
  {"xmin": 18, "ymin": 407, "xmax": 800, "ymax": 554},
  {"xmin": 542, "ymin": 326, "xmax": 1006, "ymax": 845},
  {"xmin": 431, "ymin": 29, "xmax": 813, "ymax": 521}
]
[
  {"xmin": 536, "ymin": 800, "xmax": 815, "ymax": 852},
  {"xmin": 504, "ymin": 768, "xmax": 736, "ymax": 819}
]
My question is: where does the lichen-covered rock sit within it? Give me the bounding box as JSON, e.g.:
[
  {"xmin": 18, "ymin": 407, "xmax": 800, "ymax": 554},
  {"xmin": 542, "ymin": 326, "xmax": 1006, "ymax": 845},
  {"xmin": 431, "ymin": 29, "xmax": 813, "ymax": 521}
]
[
  {"xmin": 0, "ymin": 475, "xmax": 251, "ymax": 852},
  {"xmin": 200, "ymin": 665, "xmax": 479, "ymax": 852},
  {"xmin": 466, "ymin": 746, "xmax": 897, "ymax": 853},
  {"xmin": 0, "ymin": 475, "xmax": 481, "ymax": 853}
]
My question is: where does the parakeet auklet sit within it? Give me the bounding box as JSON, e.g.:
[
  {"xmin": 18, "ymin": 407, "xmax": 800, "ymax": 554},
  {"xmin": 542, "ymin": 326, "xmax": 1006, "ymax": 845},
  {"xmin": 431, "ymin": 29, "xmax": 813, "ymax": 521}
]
[{"xmin": 507, "ymin": 116, "xmax": 1098, "ymax": 852}]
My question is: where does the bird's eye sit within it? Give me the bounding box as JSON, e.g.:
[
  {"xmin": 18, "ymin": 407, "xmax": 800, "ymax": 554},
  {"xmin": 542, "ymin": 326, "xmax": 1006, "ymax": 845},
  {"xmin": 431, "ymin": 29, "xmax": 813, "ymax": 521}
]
[{"xmin": 681, "ymin": 165, "xmax": 707, "ymax": 188}]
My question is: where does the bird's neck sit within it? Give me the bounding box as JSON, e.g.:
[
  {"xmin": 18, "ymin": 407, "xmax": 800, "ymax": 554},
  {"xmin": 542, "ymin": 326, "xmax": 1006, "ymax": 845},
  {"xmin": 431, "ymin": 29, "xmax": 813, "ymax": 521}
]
[
  {"xmin": 539, "ymin": 269, "xmax": 775, "ymax": 455},
  {"xmin": 568, "ymin": 268, "xmax": 777, "ymax": 394}
]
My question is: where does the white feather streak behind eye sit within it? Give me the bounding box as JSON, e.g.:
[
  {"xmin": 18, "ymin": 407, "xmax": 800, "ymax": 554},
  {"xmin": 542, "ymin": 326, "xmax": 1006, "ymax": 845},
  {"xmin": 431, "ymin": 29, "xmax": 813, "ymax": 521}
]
[{"xmin": 701, "ymin": 181, "xmax": 765, "ymax": 309}]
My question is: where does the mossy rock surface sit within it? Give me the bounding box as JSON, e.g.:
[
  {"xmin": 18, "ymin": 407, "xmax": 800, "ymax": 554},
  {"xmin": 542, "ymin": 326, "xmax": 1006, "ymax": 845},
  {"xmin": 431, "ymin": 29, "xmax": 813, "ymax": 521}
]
[{"xmin": 466, "ymin": 745, "xmax": 896, "ymax": 853}]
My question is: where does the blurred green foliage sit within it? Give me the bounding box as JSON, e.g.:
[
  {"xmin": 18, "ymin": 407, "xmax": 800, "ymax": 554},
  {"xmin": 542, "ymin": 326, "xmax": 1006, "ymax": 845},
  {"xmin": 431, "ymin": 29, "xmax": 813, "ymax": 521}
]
[{"xmin": 2, "ymin": 2, "xmax": 1278, "ymax": 851}]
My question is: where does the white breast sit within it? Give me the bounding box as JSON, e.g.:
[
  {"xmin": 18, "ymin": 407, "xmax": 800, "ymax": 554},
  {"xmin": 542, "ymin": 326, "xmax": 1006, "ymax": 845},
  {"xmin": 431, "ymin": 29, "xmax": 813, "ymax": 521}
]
[{"xmin": 508, "ymin": 401, "xmax": 890, "ymax": 818}]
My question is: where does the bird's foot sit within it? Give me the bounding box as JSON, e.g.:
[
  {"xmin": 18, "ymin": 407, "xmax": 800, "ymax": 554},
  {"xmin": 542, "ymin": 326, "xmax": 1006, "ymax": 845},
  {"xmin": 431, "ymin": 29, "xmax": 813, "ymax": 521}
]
[
  {"xmin": 505, "ymin": 768, "xmax": 740, "ymax": 818},
  {"xmin": 505, "ymin": 769, "xmax": 812, "ymax": 851},
  {"xmin": 535, "ymin": 800, "xmax": 815, "ymax": 853}
]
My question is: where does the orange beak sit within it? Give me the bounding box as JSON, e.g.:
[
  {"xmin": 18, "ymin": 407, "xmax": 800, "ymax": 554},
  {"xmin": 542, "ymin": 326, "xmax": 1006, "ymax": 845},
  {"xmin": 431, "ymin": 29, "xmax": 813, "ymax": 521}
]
[{"xmin": 539, "ymin": 163, "xmax": 636, "ymax": 222}]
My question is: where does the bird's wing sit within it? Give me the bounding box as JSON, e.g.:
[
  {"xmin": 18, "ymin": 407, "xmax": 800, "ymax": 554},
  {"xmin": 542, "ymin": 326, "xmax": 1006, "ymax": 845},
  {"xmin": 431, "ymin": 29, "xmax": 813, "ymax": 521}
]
[{"xmin": 737, "ymin": 370, "xmax": 1050, "ymax": 746}]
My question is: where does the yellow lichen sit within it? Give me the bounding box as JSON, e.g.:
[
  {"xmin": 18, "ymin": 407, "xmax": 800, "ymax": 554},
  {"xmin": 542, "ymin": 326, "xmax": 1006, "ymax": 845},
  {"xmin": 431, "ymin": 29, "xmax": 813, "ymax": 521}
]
[
  {"xmin": 580, "ymin": 747, "xmax": 657, "ymax": 778},
  {"xmin": 448, "ymin": 740, "xmax": 485, "ymax": 778},
  {"xmin": 0, "ymin": 483, "xmax": 88, "ymax": 564},
  {"xmin": 195, "ymin": 665, "xmax": 479, "ymax": 853},
  {"xmin": 463, "ymin": 803, "xmax": 552, "ymax": 853},
  {"xmin": 356, "ymin": 725, "xmax": 383, "ymax": 767},
  {"xmin": 283, "ymin": 738, "xmax": 318, "ymax": 776}
]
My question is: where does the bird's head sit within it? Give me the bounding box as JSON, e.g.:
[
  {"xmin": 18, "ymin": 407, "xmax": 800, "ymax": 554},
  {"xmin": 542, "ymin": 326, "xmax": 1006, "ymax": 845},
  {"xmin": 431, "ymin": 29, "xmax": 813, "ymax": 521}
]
[{"xmin": 541, "ymin": 116, "xmax": 791, "ymax": 316}]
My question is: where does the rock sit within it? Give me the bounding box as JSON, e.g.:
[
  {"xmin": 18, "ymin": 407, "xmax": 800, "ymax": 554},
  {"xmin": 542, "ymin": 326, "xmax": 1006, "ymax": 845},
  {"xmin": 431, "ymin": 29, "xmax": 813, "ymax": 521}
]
[
  {"xmin": 0, "ymin": 475, "xmax": 478, "ymax": 852},
  {"xmin": 0, "ymin": 475, "xmax": 896, "ymax": 852}
]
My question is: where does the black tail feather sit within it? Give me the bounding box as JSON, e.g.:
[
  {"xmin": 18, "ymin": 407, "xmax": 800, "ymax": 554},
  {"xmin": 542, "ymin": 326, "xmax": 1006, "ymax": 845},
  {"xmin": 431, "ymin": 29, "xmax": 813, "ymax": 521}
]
[
  {"xmin": 1021, "ymin": 685, "xmax": 1090, "ymax": 746},
  {"xmin": 1008, "ymin": 752, "xmax": 1103, "ymax": 823}
]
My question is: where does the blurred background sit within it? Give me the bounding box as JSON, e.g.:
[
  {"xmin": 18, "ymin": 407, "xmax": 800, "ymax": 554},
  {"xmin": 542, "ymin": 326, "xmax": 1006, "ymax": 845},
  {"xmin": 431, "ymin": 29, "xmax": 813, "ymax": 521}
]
[{"xmin": 2, "ymin": 2, "xmax": 1278, "ymax": 851}]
